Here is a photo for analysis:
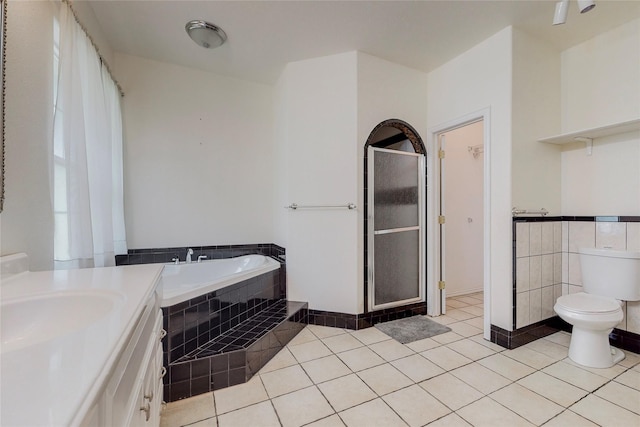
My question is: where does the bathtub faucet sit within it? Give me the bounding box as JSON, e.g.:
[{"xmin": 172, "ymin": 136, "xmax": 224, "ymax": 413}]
[
  {"xmin": 186, "ymin": 248, "xmax": 194, "ymax": 263},
  {"xmin": 197, "ymin": 255, "xmax": 207, "ymax": 263}
]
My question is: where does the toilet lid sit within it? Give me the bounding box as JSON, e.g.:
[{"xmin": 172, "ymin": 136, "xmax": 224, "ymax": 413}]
[{"xmin": 555, "ymin": 293, "xmax": 620, "ymax": 314}]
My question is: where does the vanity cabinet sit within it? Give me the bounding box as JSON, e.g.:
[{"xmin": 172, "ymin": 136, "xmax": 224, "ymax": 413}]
[
  {"xmin": 132, "ymin": 312, "xmax": 165, "ymax": 427},
  {"xmin": 81, "ymin": 293, "xmax": 165, "ymax": 427}
]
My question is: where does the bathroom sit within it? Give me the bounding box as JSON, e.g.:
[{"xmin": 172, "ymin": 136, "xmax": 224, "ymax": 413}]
[{"xmin": 1, "ymin": 1, "xmax": 639, "ymax": 426}]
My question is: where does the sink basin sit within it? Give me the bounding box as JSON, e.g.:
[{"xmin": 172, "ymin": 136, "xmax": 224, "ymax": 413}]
[{"xmin": 1, "ymin": 290, "xmax": 124, "ymax": 353}]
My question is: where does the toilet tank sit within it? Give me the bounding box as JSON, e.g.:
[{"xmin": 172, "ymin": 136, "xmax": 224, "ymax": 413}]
[{"xmin": 579, "ymin": 248, "xmax": 640, "ymax": 301}]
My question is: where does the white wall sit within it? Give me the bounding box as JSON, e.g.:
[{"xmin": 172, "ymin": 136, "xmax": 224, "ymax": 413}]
[
  {"xmin": 560, "ymin": 19, "xmax": 640, "ymax": 216},
  {"xmin": 561, "ymin": 136, "xmax": 640, "ymax": 215},
  {"xmin": 357, "ymin": 52, "xmax": 428, "ymax": 312},
  {"xmin": 443, "ymin": 121, "xmax": 484, "ymax": 296},
  {"xmin": 277, "ymin": 52, "xmax": 359, "ymax": 314},
  {"xmin": 561, "ymin": 19, "xmax": 640, "ymax": 132},
  {"xmin": 114, "ymin": 53, "xmax": 276, "ymax": 249},
  {"xmin": 427, "ymin": 27, "xmax": 513, "ymax": 330},
  {"xmin": 276, "ymin": 51, "xmax": 429, "ymax": 314},
  {"xmin": 511, "ymin": 28, "xmax": 562, "ymax": 215},
  {"xmin": 0, "ymin": 1, "xmax": 55, "ymax": 271}
]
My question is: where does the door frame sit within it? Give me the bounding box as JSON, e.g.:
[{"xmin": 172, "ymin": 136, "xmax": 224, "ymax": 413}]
[{"xmin": 426, "ymin": 108, "xmax": 491, "ymax": 340}]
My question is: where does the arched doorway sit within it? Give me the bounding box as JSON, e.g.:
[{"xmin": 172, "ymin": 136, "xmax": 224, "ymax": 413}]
[{"xmin": 364, "ymin": 119, "xmax": 427, "ymax": 312}]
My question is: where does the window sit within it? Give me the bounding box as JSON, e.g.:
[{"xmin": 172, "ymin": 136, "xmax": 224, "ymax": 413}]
[
  {"xmin": 52, "ymin": 4, "xmax": 127, "ymax": 268},
  {"xmin": 52, "ymin": 14, "xmax": 70, "ymax": 262}
]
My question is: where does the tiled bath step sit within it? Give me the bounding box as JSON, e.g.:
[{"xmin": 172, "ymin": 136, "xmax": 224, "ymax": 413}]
[
  {"xmin": 176, "ymin": 300, "xmax": 304, "ymax": 361},
  {"xmin": 165, "ymin": 300, "xmax": 308, "ymax": 401}
]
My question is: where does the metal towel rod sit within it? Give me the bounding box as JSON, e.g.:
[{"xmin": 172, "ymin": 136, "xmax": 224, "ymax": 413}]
[
  {"xmin": 512, "ymin": 207, "xmax": 549, "ymax": 217},
  {"xmin": 285, "ymin": 203, "xmax": 356, "ymax": 210}
]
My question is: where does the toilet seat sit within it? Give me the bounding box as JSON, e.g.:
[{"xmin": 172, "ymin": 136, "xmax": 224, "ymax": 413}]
[{"xmin": 555, "ymin": 292, "xmax": 621, "ymax": 315}]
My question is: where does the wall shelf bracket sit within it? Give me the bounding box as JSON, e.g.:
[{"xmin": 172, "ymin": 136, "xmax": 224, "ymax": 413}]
[{"xmin": 574, "ymin": 137, "xmax": 593, "ymax": 156}]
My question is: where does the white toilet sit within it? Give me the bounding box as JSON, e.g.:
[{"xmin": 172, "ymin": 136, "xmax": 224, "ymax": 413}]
[{"xmin": 554, "ymin": 247, "xmax": 640, "ymax": 368}]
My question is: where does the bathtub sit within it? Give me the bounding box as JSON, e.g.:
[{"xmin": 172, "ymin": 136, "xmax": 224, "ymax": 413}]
[{"xmin": 159, "ymin": 254, "xmax": 281, "ymax": 307}]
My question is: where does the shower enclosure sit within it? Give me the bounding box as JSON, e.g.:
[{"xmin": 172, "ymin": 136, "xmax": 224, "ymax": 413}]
[{"xmin": 367, "ymin": 145, "xmax": 425, "ymax": 311}]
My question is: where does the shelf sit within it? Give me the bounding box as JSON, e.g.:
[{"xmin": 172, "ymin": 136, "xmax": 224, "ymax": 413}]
[{"xmin": 538, "ymin": 118, "xmax": 640, "ymax": 145}]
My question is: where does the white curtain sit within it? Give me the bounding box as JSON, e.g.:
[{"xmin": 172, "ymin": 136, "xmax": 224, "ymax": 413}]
[{"xmin": 53, "ymin": 3, "xmax": 127, "ymax": 269}]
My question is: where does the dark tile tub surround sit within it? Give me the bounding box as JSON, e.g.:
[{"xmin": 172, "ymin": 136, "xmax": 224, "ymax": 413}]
[
  {"xmin": 117, "ymin": 243, "xmax": 287, "ymax": 302},
  {"xmin": 163, "ymin": 269, "xmax": 284, "ymax": 365},
  {"xmin": 115, "ymin": 243, "xmax": 286, "ymax": 266},
  {"xmin": 119, "ymin": 243, "xmax": 299, "ymax": 401},
  {"xmin": 166, "ymin": 301, "xmax": 307, "ymax": 401},
  {"xmin": 160, "ymin": 267, "xmax": 308, "ymax": 402}
]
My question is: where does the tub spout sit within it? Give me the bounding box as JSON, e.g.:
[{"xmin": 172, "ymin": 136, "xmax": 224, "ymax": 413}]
[
  {"xmin": 186, "ymin": 248, "xmax": 194, "ymax": 263},
  {"xmin": 197, "ymin": 255, "xmax": 207, "ymax": 263}
]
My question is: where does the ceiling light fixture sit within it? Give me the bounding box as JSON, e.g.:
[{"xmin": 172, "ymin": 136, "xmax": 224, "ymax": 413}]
[
  {"xmin": 552, "ymin": 0, "xmax": 596, "ymax": 25},
  {"xmin": 185, "ymin": 20, "xmax": 227, "ymax": 49},
  {"xmin": 553, "ymin": 0, "xmax": 570, "ymax": 25},
  {"xmin": 577, "ymin": 0, "xmax": 596, "ymax": 14}
]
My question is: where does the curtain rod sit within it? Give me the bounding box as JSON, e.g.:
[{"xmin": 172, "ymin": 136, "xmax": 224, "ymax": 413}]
[{"xmin": 62, "ymin": 0, "xmax": 124, "ymax": 97}]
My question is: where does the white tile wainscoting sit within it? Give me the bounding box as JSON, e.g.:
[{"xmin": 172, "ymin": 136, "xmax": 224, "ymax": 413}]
[
  {"xmin": 515, "ymin": 221, "xmax": 563, "ymax": 329},
  {"xmin": 514, "ymin": 219, "xmax": 640, "ymax": 334}
]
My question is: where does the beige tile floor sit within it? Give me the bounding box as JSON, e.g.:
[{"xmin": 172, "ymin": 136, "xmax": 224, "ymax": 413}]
[{"xmin": 160, "ymin": 292, "xmax": 640, "ymax": 427}]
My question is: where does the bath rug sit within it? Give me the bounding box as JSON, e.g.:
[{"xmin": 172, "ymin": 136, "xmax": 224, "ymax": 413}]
[{"xmin": 375, "ymin": 316, "xmax": 451, "ymax": 344}]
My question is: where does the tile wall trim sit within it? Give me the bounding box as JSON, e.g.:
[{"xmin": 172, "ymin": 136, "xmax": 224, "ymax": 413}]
[
  {"xmin": 308, "ymin": 301, "xmax": 428, "ymax": 331},
  {"xmin": 552, "ymin": 317, "xmax": 640, "ymax": 355},
  {"xmin": 116, "ymin": 243, "xmax": 287, "ymax": 302},
  {"xmin": 512, "ymin": 216, "xmax": 563, "ymax": 223},
  {"xmin": 490, "ymin": 315, "xmax": 640, "ymax": 353},
  {"xmin": 513, "ymin": 216, "xmax": 640, "ymax": 223},
  {"xmin": 490, "ymin": 318, "xmax": 564, "ymax": 349},
  {"xmin": 610, "ymin": 327, "xmax": 640, "ymax": 354},
  {"xmin": 115, "ymin": 243, "xmax": 286, "ymax": 266}
]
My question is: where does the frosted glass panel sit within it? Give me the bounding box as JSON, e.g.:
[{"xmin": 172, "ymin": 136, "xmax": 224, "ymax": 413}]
[
  {"xmin": 374, "ymin": 151, "xmax": 419, "ymax": 231},
  {"xmin": 374, "ymin": 230, "xmax": 420, "ymax": 306}
]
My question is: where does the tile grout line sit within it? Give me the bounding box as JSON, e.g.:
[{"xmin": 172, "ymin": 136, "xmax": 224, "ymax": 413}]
[
  {"xmin": 259, "ymin": 374, "xmax": 285, "ymax": 427},
  {"xmin": 164, "ymin": 307, "xmax": 640, "ymax": 427},
  {"xmin": 211, "ymin": 391, "xmax": 218, "ymax": 427},
  {"xmin": 264, "ymin": 326, "xmax": 490, "ymax": 425},
  {"xmin": 314, "ymin": 377, "xmax": 377, "ymax": 421},
  {"xmin": 238, "ymin": 321, "xmax": 500, "ymax": 419}
]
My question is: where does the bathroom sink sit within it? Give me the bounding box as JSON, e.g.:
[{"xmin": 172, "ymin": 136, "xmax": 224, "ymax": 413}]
[{"xmin": 1, "ymin": 290, "xmax": 124, "ymax": 353}]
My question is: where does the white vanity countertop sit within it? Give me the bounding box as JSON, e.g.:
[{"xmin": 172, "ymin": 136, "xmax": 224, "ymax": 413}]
[{"xmin": 0, "ymin": 263, "xmax": 164, "ymax": 426}]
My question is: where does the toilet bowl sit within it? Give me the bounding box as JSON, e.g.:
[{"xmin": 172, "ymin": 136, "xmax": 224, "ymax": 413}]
[
  {"xmin": 554, "ymin": 292, "xmax": 624, "ymax": 367},
  {"xmin": 553, "ymin": 248, "xmax": 640, "ymax": 369}
]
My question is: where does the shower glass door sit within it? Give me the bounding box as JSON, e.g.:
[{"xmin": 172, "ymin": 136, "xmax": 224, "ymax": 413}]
[{"xmin": 368, "ymin": 147, "xmax": 425, "ymax": 311}]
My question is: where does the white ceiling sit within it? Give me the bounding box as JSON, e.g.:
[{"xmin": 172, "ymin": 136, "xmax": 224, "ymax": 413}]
[{"xmin": 88, "ymin": 0, "xmax": 640, "ymax": 85}]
